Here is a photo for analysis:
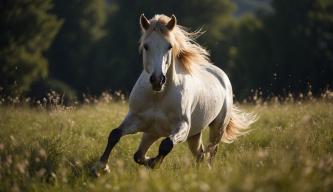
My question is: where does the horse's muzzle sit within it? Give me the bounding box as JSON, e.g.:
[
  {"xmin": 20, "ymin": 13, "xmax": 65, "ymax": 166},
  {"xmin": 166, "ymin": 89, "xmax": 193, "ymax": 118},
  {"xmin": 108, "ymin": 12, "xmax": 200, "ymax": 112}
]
[{"xmin": 150, "ymin": 73, "xmax": 166, "ymax": 91}]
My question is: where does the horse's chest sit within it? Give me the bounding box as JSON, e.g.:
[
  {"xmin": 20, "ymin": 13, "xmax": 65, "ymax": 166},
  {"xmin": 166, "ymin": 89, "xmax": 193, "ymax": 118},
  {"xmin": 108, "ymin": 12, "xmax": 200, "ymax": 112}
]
[{"xmin": 138, "ymin": 107, "xmax": 173, "ymax": 136}]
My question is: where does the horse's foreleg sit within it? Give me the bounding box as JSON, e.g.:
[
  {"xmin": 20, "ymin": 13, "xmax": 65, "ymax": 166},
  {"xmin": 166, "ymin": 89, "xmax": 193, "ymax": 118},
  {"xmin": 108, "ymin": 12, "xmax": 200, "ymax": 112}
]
[
  {"xmin": 99, "ymin": 128, "xmax": 123, "ymax": 163},
  {"xmin": 92, "ymin": 114, "xmax": 140, "ymax": 176},
  {"xmin": 146, "ymin": 121, "xmax": 190, "ymax": 169},
  {"xmin": 145, "ymin": 137, "xmax": 174, "ymax": 169},
  {"xmin": 134, "ymin": 133, "xmax": 159, "ymax": 165}
]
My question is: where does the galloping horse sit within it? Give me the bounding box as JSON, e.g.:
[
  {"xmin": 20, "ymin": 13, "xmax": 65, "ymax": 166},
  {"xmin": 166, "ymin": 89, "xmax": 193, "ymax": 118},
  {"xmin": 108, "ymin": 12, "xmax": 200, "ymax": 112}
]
[{"xmin": 93, "ymin": 14, "xmax": 257, "ymax": 175}]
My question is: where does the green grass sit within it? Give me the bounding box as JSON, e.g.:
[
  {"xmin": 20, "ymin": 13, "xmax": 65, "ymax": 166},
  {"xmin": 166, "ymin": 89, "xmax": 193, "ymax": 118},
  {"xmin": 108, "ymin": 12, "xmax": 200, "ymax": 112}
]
[{"xmin": 0, "ymin": 100, "xmax": 332, "ymax": 191}]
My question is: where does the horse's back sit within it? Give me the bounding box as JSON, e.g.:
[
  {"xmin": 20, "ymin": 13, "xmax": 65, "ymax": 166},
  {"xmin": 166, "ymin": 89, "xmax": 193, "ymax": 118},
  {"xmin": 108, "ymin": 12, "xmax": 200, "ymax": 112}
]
[{"xmin": 199, "ymin": 63, "xmax": 232, "ymax": 93}]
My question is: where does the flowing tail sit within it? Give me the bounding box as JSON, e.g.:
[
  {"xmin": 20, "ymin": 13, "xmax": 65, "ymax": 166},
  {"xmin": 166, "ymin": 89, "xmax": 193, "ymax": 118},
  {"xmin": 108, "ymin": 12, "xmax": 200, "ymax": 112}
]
[{"xmin": 221, "ymin": 106, "xmax": 258, "ymax": 143}]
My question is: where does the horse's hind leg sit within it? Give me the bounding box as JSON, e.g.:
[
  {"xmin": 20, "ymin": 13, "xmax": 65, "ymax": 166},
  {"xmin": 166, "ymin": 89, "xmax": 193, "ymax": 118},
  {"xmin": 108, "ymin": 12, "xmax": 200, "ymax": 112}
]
[
  {"xmin": 207, "ymin": 120, "xmax": 226, "ymax": 166},
  {"xmin": 207, "ymin": 101, "xmax": 231, "ymax": 166},
  {"xmin": 134, "ymin": 133, "xmax": 159, "ymax": 165},
  {"xmin": 187, "ymin": 132, "xmax": 205, "ymax": 165}
]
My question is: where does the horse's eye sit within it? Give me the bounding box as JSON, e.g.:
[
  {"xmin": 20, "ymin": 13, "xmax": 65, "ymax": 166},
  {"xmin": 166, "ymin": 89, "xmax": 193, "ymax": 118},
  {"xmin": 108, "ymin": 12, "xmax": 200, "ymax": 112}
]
[
  {"xmin": 143, "ymin": 44, "xmax": 149, "ymax": 51},
  {"xmin": 168, "ymin": 44, "xmax": 173, "ymax": 50}
]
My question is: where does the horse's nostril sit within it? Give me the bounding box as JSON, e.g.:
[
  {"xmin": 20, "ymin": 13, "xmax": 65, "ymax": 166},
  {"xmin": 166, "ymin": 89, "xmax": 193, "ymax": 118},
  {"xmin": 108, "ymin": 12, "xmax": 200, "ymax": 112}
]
[
  {"xmin": 150, "ymin": 74, "xmax": 165, "ymax": 84},
  {"xmin": 161, "ymin": 75, "xmax": 166, "ymax": 84},
  {"xmin": 149, "ymin": 75, "xmax": 154, "ymax": 84}
]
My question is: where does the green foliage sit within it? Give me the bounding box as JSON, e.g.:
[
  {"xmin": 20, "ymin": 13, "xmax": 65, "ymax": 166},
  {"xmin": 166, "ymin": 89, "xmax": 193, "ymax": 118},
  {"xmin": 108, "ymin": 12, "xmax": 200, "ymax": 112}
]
[
  {"xmin": 0, "ymin": 100, "xmax": 332, "ymax": 191},
  {"xmin": 29, "ymin": 78, "xmax": 77, "ymax": 104},
  {"xmin": 0, "ymin": 0, "xmax": 62, "ymax": 95},
  {"xmin": 47, "ymin": 0, "xmax": 108, "ymax": 93},
  {"xmin": 229, "ymin": 0, "xmax": 333, "ymax": 98},
  {"xmin": 233, "ymin": 0, "xmax": 273, "ymax": 16}
]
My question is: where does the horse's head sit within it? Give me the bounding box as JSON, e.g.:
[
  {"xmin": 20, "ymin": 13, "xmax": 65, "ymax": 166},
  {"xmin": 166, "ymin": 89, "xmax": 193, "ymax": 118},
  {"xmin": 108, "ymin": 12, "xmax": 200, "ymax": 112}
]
[{"xmin": 139, "ymin": 14, "xmax": 177, "ymax": 92}]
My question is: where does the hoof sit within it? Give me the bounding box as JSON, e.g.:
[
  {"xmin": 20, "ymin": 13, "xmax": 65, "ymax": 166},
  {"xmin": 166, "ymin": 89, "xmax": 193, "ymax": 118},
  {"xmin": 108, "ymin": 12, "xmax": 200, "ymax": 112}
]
[
  {"xmin": 145, "ymin": 157, "xmax": 162, "ymax": 169},
  {"xmin": 205, "ymin": 144, "xmax": 218, "ymax": 168},
  {"xmin": 91, "ymin": 161, "xmax": 110, "ymax": 177}
]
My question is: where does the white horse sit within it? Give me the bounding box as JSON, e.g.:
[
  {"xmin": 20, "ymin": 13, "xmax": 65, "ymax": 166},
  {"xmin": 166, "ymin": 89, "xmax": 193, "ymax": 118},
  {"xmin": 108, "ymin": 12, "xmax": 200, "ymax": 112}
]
[{"xmin": 93, "ymin": 14, "xmax": 257, "ymax": 176}]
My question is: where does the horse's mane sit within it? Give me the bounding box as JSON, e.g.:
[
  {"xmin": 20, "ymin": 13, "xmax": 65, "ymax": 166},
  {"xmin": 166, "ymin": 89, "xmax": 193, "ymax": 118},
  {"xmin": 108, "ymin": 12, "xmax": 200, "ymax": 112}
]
[{"xmin": 139, "ymin": 14, "xmax": 211, "ymax": 73}]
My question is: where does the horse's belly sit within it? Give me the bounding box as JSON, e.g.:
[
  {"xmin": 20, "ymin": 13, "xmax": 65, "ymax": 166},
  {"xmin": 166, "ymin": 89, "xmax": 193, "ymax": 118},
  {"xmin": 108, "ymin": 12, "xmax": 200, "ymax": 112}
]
[{"xmin": 189, "ymin": 88, "xmax": 225, "ymax": 136}]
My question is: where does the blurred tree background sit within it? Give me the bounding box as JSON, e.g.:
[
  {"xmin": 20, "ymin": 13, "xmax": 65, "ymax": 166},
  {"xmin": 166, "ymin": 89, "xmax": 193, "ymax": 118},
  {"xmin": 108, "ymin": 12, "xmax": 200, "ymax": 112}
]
[
  {"xmin": 0, "ymin": 0, "xmax": 62, "ymax": 95},
  {"xmin": 0, "ymin": 0, "xmax": 332, "ymax": 100}
]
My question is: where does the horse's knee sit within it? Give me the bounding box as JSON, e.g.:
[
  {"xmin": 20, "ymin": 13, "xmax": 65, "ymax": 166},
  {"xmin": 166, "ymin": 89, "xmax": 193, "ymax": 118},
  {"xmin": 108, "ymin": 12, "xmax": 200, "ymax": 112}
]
[
  {"xmin": 99, "ymin": 128, "xmax": 124, "ymax": 163},
  {"xmin": 159, "ymin": 137, "xmax": 173, "ymax": 156},
  {"xmin": 108, "ymin": 128, "xmax": 122, "ymax": 143}
]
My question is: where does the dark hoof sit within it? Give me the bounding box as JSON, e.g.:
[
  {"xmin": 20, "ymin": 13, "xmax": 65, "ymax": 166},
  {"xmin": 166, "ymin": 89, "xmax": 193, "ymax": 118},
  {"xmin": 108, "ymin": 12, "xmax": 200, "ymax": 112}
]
[{"xmin": 145, "ymin": 157, "xmax": 162, "ymax": 169}]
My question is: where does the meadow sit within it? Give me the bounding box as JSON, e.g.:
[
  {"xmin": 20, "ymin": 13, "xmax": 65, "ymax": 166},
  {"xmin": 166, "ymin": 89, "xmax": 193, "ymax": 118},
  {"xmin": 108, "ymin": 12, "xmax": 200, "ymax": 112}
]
[{"xmin": 0, "ymin": 93, "xmax": 332, "ymax": 192}]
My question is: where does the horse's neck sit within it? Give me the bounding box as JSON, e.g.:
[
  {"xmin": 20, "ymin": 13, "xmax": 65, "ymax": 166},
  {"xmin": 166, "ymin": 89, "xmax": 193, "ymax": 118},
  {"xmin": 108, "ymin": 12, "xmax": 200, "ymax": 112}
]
[{"xmin": 166, "ymin": 58, "xmax": 184, "ymax": 86}]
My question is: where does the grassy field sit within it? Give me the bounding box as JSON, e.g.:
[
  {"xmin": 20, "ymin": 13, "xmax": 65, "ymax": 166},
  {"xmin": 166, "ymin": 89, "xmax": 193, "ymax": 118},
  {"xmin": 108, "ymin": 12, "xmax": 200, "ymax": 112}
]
[{"xmin": 0, "ymin": 97, "xmax": 332, "ymax": 191}]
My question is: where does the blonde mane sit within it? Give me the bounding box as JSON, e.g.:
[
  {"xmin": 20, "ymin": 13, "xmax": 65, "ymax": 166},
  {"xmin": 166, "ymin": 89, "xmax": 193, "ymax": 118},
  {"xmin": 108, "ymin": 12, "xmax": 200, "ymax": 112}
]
[{"xmin": 139, "ymin": 14, "xmax": 211, "ymax": 73}]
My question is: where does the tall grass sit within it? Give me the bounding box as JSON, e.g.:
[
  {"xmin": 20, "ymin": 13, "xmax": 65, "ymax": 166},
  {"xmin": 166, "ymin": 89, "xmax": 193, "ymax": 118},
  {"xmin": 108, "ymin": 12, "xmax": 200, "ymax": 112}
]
[{"xmin": 0, "ymin": 93, "xmax": 332, "ymax": 191}]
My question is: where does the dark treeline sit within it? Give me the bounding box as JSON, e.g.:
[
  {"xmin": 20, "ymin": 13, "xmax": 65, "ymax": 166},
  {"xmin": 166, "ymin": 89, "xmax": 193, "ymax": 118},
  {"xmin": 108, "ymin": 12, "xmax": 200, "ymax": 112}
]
[{"xmin": 0, "ymin": 0, "xmax": 332, "ymax": 101}]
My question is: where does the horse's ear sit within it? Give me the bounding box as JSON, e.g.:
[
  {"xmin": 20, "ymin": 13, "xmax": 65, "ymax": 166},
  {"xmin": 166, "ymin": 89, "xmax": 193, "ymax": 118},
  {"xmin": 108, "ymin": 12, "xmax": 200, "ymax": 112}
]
[
  {"xmin": 166, "ymin": 14, "xmax": 177, "ymax": 31},
  {"xmin": 140, "ymin": 14, "xmax": 150, "ymax": 31}
]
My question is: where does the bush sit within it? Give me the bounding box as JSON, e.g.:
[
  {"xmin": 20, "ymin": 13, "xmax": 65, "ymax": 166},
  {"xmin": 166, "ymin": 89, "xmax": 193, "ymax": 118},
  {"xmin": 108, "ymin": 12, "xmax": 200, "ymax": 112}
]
[{"xmin": 28, "ymin": 79, "xmax": 77, "ymax": 105}]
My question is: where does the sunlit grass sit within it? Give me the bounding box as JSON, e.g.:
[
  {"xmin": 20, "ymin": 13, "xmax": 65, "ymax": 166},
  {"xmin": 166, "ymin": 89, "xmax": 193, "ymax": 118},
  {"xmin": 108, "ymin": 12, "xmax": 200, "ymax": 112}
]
[{"xmin": 0, "ymin": 95, "xmax": 332, "ymax": 191}]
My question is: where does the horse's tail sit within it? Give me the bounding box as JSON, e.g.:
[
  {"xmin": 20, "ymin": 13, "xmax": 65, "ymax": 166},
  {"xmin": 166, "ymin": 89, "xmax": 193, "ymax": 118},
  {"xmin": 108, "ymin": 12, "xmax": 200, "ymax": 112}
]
[{"xmin": 221, "ymin": 105, "xmax": 258, "ymax": 143}]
